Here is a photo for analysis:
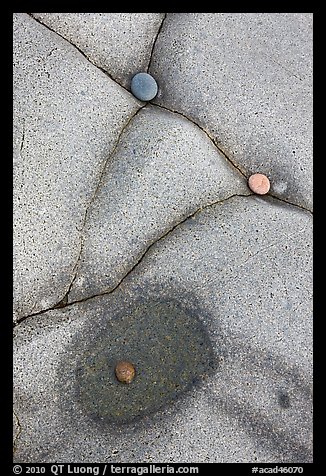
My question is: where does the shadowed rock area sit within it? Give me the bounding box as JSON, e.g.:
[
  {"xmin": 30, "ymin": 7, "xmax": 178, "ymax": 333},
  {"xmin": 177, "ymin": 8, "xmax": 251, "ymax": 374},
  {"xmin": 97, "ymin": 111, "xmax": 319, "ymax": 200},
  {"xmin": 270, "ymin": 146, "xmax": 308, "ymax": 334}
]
[{"xmin": 62, "ymin": 299, "xmax": 216, "ymax": 424}]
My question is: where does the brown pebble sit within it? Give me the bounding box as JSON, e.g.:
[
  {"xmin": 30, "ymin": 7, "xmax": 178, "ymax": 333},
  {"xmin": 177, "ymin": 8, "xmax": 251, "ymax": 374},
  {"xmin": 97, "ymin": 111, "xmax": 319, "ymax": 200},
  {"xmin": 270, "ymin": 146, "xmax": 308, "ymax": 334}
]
[
  {"xmin": 248, "ymin": 173, "xmax": 270, "ymax": 195},
  {"xmin": 115, "ymin": 361, "xmax": 136, "ymax": 384}
]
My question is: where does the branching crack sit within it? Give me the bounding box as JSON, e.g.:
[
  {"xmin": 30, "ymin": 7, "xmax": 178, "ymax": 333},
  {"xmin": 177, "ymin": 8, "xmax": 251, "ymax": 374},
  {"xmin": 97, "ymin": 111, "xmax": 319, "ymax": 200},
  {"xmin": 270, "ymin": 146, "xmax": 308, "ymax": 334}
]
[
  {"xmin": 147, "ymin": 13, "xmax": 167, "ymax": 73},
  {"xmin": 13, "ymin": 410, "xmax": 22, "ymax": 455},
  {"xmin": 13, "ymin": 16, "xmax": 312, "ymax": 326},
  {"xmin": 27, "ymin": 13, "xmax": 131, "ymax": 96},
  {"xmin": 13, "ymin": 193, "xmax": 252, "ymax": 326},
  {"xmin": 13, "ymin": 105, "xmax": 146, "ymax": 329},
  {"xmin": 62, "ymin": 105, "xmax": 147, "ymax": 301},
  {"xmin": 152, "ymin": 104, "xmax": 313, "ymax": 214},
  {"xmin": 66, "ymin": 192, "xmax": 253, "ymax": 307},
  {"xmin": 26, "ymin": 14, "xmax": 312, "ymax": 216},
  {"xmin": 152, "ymin": 103, "xmax": 248, "ymax": 179}
]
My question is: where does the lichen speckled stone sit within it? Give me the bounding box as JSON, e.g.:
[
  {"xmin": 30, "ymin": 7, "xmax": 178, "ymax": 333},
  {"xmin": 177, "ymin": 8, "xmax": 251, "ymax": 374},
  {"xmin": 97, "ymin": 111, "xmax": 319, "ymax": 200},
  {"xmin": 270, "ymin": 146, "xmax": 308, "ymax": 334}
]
[
  {"xmin": 130, "ymin": 72, "xmax": 158, "ymax": 101},
  {"xmin": 115, "ymin": 361, "xmax": 136, "ymax": 384}
]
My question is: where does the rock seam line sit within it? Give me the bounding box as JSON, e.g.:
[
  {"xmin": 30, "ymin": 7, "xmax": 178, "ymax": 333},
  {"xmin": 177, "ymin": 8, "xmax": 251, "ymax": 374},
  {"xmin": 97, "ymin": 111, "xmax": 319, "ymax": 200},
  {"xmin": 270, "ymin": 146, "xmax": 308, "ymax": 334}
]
[
  {"xmin": 147, "ymin": 13, "xmax": 167, "ymax": 73},
  {"xmin": 66, "ymin": 192, "xmax": 253, "ymax": 308},
  {"xmin": 26, "ymin": 12, "xmax": 245, "ymax": 183},
  {"xmin": 151, "ymin": 104, "xmax": 313, "ymax": 214},
  {"xmin": 27, "ymin": 8, "xmax": 244, "ymax": 182},
  {"xmin": 268, "ymin": 54, "xmax": 304, "ymax": 82},
  {"xmin": 13, "ymin": 191, "xmax": 312, "ymax": 327},
  {"xmin": 20, "ymin": 119, "xmax": 25, "ymax": 152},
  {"xmin": 13, "ymin": 192, "xmax": 252, "ymax": 327},
  {"xmin": 64, "ymin": 193, "xmax": 309, "ymax": 311},
  {"xmin": 151, "ymin": 103, "xmax": 249, "ymax": 179},
  {"xmin": 27, "ymin": 13, "xmax": 131, "ymax": 95},
  {"xmin": 16, "ymin": 15, "xmax": 312, "ymax": 322},
  {"xmin": 268, "ymin": 193, "xmax": 312, "ymax": 215},
  {"xmin": 69, "ymin": 194, "xmax": 309, "ymax": 309},
  {"xmin": 63, "ymin": 104, "xmax": 147, "ymax": 303},
  {"xmin": 13, "ymin": 410, "xmax": 22, "ymax": 455}
]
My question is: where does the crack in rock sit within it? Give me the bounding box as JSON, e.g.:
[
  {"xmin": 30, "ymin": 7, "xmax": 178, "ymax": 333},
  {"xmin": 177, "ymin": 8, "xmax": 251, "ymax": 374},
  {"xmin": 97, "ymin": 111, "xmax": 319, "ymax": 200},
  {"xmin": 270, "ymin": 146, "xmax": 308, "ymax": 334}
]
[
  {"xmin": 268, "ymin": 193, "xmax": 312, "ymax": 215},
  {"xmin": 13, "ymin": 109, "xmax": 311, "ymax": 328},
  {"xmin": 268, "ymin": 55, "xmax": 304, "ymax": 82},
  {"xmin": 27, "ymin": 13, "xmax": 131, "ymax": 95},
  {"xmin": 13, "ymin": 192, "xmax": 252, "ymax": 326},
  {"xmin": 19, "ymin": 119, "xmax": 25, "ymax": 153},
  {"xmin": 152, "ymin": 104, "xmax": 312, "ymax": 214},
  {"xmin": 62, "ymin": 105, "xmax": 147, "ymax": 304},
  {"xmin": 13, "ymin": 410, "xmax": 22, "ymax": 454},
  {"xmin": 67, "ymin": 193, "xmax": 253, "ymax": 307},
  {"xmin": 25, "ymin": 14, "xmax": 312, "ymax": 214},
  {"xmin": 13, "ymin": 191, "xmax": 312, "ymax": 327},
  {"xmin": 240, "ymin": 241, "xmax": 280, "ymax": 267},
  {"xmin": 152, "ymin": 103, "xmax": 248, "ymax": 179},
  {"xmin": 13, "ymin": 17, "xmax": 312, "ymax": 325},
  {"xmin": 13, "ymin": 103, "xmax": 145, "ymax": 327},
  {"xmin": 147, "ymin": 13, "xmax": 167, "ymax": 73},
  {"xmin": 53, "ymin": 293, "xmax": 69, "ymax": 309}
]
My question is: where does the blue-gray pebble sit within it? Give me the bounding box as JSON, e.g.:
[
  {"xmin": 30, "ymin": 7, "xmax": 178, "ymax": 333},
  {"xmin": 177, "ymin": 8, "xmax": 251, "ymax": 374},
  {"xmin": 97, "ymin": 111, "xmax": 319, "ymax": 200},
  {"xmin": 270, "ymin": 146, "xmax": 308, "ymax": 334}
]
[{"xmin": 131, "ymin": 73, "xmax": 158, "ymax": 101}]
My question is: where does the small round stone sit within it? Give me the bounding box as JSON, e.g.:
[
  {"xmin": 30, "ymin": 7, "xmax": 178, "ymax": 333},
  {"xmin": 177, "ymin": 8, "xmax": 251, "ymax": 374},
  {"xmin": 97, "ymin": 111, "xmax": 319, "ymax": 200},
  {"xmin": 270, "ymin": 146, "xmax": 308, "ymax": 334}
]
[
  {"xmin": 248, "ymin": 173, "xmax": 271, "ymax": 195},
  {"xmin": 130, "ymin": 72, "xmax": 158, "ymax": 101},
  {"xmin": 115, "ymin": 361, "xmax": 136, "ymax": 384}
]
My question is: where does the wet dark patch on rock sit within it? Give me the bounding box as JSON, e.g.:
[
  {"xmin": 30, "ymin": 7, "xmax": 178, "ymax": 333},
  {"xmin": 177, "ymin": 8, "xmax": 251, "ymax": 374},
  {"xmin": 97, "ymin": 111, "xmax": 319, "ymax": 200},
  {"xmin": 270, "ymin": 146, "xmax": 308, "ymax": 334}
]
[{"xmin": 59, "ymin": 297, "xmax": 217, "ymax": 426}]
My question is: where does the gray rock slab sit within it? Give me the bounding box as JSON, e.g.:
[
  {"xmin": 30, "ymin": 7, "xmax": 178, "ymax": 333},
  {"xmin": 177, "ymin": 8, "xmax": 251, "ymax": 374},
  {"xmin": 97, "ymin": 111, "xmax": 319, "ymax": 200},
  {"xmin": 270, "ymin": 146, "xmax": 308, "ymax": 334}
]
[
  {"xmin": 13, "ymin": 13, "xmax": 140, "ymax": 321},
  {"xmin": 150, "ymin": 13, "xmax": 313, "ymax": 211},
  {"xmin": 68, "ymin": 105, "xmax": 249, "ymax": 302},
  {"xmin": 13, "ymin": 196, "xmax": 312, "ymax": 463},
  {"xmin": 31, "ymin": 13, "xmax": 165, "ymax": 89},
  {"xmin": 126, "ymin": 195, "xmax": 312, "ymax": 370},
  {"xmin": 11, "ymin": 299, "xmax": 279, "ymax": 463}
]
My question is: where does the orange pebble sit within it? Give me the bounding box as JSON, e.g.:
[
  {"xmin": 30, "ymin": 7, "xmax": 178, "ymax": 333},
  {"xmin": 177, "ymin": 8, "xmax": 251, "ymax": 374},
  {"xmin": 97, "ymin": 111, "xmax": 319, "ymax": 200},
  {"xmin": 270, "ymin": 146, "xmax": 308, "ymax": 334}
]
[
  {"xmin": 115, "ymin": 361, "xmax": 136, "ymax": 384},
  {"xmin": 248, "ymin": 173, "xmax": 270, "ymax": 195}
]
